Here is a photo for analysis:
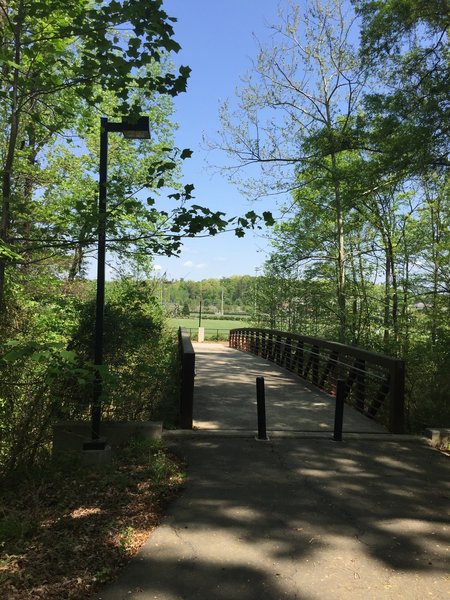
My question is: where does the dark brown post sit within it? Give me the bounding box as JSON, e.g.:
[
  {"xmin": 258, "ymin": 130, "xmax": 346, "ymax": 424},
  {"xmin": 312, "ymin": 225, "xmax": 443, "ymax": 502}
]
[
  {"xmin": 295, "ymin": 340, "xmax": 304, "ymax": 376},
  {"xmin": 312, "ymin": 345, "xmax": 320, "ymax": 386},
  {"xmin": 275, "ymin": 334, "xmax": 282, "ymax": 365},
  {"xmin": 267, "ymin": 332, "xmax": 274, "ymax": 361},
  {"xmin": 282, "ymin": 335, "xmax": 291, "ymax": 368},
  {"xmin": 262, "ymin": 331, "xmax": 268, "ymax": 358},
  {"xmin": 244, "ymin": 329, "xmax": 250, "ymax": 351},
  {"xmin": 355, "ymin": 359, "xmax": 366, "ymax": 412},
  {"xmin": 256, "ymin": 377, "xmax": 268, "ymax": 440},
  {"xmin": 333, "ymin": 379, "xmax": 346, "ymax": 441},
  {"xmin": 389, "ymin": 359, "xmax": 405, "ymax": 433}
]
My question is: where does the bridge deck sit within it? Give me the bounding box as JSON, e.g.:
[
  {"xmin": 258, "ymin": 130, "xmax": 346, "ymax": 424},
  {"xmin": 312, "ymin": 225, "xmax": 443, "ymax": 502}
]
[{"xmin": 192, "ymin": 342, "xmax": 387, "ymax": 434}]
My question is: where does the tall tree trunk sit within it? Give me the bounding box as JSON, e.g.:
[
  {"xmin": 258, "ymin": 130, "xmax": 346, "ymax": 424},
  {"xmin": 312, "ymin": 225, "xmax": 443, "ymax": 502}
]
[
  {"xmin": 0, "ymin": 0, "xmax": 24, "ymax": 317},
  {"xmin": 20, "ymin": 123, "xmax": 38, "ymax": 272},
  {"xmin": 67, "ymin": 226, "xmax": 89, "ymax": 283},
  {"xmin": 383, "ymin": 248, "xmax": 391, "ymax": 347},
  {"xmin": 428, "ymin": 198, "xmax": 440, "ymax": 345},
  {"xmin": 330, "ymin": 150, "xmax": 346, "ymax": 343}
]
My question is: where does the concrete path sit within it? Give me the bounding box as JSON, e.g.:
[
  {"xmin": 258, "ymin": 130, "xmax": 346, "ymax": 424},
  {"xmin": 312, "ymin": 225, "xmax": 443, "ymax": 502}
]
[
  {"xmin": 95, "ymin": 343, "xmax": 450, "ymax": 600},
  {"xmin": 191, "ymin": 342, "xmax": 386, "ymax": 435}
]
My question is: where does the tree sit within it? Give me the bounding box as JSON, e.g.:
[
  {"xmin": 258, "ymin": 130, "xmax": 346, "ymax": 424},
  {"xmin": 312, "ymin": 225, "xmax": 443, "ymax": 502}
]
[
  {"xmin": 0, "ymin": 0, "xmax": 191, "ymax": 314},
  {"xmin": 214, "ymin": 0, "xmax": 364, "ymax": 341},
  {"xmin": 353, "ymin": 0, "xmax": 450, "ymax": 175},
  {"xmin": 0, "ymin": 0, "xmax": 272, "ymax": 326}
]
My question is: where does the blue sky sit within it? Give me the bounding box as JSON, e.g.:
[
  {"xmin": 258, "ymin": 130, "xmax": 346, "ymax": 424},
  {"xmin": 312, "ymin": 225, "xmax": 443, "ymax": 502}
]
[{"xmin": 151, "ymin": 0, "xmax": 291, "ymax": 281}]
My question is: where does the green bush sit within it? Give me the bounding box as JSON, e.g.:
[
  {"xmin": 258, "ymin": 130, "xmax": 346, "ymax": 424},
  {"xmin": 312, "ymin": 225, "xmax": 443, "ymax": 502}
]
[
  {"xmin": 66, "ymin": 278, "xmax": 179, "ymax": 425},
  {"xmin": 0, "ymin": 277, "xmax": 179, "ymax": 478}
]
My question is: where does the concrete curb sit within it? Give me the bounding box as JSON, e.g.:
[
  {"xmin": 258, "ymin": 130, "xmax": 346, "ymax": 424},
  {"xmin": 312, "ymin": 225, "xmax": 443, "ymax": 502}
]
[{"xmin": 163, "ymin": 428, "xmax": 426, "ymax": 443}]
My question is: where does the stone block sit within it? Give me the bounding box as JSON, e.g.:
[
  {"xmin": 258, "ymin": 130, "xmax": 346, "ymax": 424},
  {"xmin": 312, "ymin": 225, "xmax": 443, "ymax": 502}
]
[
  {"xmin": 52, "ymin": 421, "xmax": 163, "ymax": 457},
  {"xmin": 425, "ymin": 428, "xmax": 450, "ymax": 447}
]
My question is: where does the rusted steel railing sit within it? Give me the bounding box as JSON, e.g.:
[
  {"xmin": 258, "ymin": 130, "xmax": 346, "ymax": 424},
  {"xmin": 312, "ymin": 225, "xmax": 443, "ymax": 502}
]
[
  {"xmin": 178, "ymin": 327, "xmax": 195, "ymax": 429},
  {"xmin": 229, "ymin": 328, "xmax": 405, "ymax": 433}
]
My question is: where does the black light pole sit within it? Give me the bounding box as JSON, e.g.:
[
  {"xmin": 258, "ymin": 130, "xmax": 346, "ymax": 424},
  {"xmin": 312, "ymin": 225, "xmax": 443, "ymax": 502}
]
[{"xmin": 86, "ymin": 116, "xmax": 151, "ymax": 450}]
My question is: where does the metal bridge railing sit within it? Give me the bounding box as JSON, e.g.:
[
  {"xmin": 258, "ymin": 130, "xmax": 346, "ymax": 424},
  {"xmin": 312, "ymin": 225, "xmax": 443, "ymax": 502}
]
[{"xmin": 229, "ymin": 328, "xmax": 405, "ymax": 433}]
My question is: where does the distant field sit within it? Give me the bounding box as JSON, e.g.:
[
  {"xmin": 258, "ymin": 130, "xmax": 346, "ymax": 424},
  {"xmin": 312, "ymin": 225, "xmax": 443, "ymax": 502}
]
[{"xmin": 169, "ymin": 318, "xmax": 248, "ymax": 340}]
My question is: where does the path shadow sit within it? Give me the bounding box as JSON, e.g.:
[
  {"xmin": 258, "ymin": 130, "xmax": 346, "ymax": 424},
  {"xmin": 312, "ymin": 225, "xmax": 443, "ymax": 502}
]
[{"xmin": 97, "ymin": 437, "xmax": 450, "ymax": 599}]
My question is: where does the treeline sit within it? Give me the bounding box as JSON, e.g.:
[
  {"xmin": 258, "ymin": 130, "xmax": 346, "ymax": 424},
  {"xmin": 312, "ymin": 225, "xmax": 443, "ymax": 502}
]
[{"xmin": 160, "ymin": 275, "xmax": 255, "ymax": 314}]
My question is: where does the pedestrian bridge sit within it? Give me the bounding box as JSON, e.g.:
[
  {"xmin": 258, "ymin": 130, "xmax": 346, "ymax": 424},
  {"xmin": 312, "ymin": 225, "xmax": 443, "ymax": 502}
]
[{"xmin": 178, "ymin": 328, "xmax": 405, "ymax": 437}]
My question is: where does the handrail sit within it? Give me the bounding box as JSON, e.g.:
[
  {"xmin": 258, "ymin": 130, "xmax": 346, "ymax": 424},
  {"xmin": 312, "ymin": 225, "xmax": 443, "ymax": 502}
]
[
  {"xmin": 229, "ymin": 328, "xmax": 405, "ymax": 433},
  {"xmin": 178, "ymin": 327, "xmax": 195, "ymax": 429}
]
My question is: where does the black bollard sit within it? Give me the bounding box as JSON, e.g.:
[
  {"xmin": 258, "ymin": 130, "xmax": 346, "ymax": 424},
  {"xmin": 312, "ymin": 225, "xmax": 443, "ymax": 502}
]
[
  {"xmin": 256, "ymin": 376, "xmax": 268, "ymax": 440},
  {"xmin": 333, "ymin": 378, "xmax": 345, "ymax": 441}
]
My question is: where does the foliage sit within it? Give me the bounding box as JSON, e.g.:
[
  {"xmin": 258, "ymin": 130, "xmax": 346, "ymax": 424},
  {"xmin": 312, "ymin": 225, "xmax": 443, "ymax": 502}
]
[
  {"xmin": 0, "ymin": 0, "xmax": 273, "ymax": 319},
  {"xmin": 0, "ymin": 0, "xmax": 191, "ymax": 311},
  {"xmin": 161, "ymin": 275, "xmax": 256, "ymax": 314},
  {"xmin": 0, "ymin": 277, "xmax": 180, "ymax": 477},
  {"xmin": 65, "ymin": 278, "xmax": 179, "ymax": 425},
  {"xmin": 0, "ymin": 438, "xmax": 185, "ymax": 599},
  {"xmin": 0, "ymin": 0, "xmax": 274, "ymax": 480},
  {"xmin": 216, "ymin": 0, "xmax": 450, "ymax": 430},
  {"xmin": 0, "ymin": 279, "xmax": 87, "ymax": 475},
  {"xmin": 353, "ymin": 0, "xmax": 450, "ymax": 172}
]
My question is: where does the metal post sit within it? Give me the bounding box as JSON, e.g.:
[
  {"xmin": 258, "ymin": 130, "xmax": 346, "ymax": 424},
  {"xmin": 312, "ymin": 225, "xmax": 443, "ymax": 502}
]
[
  {"xmin": 85, "ymin": 116, "xmax": 151, "ymax": 451},
  {"xmin": 90, "ymin": 117, "xmax": 108, "ymax": 444},
  {"xmin": 256, "ymin": 376, "xmax": 268, "ymax": 440},
  {"xmin": 333, "ymin": 378, "xmax": 345, "ymax": 441},
  {"xmin": 390, "ymin": 359, "xmax": 405, "ymax": 434}
]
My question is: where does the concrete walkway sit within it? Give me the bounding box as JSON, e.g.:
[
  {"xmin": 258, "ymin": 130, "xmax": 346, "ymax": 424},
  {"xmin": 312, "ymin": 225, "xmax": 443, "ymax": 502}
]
[
  {"xmin": 96, "ymin": 343, "xmax": 450, "ymax": 600},
  {"xmin": 191, "ymin": 342, "xmax": 387, "ymax": 435}
]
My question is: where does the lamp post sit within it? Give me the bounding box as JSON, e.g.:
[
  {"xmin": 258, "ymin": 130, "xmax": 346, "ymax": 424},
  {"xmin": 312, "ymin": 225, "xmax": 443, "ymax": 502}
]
[{"xmin": 85, "ymin": 116, "xmax": 151, "ymax": 451}]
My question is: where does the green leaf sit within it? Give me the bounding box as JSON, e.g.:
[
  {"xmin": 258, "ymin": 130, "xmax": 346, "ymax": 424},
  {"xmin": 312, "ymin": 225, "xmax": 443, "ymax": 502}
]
[{"xmin": 263, "ymin": 211, "xmax": 275, "ymax": 226}]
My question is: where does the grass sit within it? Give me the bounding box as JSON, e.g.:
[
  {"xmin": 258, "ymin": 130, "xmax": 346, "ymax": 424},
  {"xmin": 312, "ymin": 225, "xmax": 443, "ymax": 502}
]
[
  {"xmin": 0, "ymin": 439, "xmax": 185, "ymax": 600},
  {"xmin": 169, "ymin": 318, "xmax": 248, "ymax": 340}
]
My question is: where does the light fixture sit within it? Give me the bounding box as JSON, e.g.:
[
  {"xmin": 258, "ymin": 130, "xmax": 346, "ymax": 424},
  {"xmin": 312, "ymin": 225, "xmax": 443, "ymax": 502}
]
[{"xmin": 84, "ymin": 115, "xmax": 151, "ymax": 451}]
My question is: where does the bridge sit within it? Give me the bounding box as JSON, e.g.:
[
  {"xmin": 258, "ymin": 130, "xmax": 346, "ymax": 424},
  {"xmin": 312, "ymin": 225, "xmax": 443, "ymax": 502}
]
[
  {"xmin": 101, "ymin": 328, "xmax": 449, "ymax": 600},
  {"xmin": 178, "ymin": 327, "xmax": 405, "ymax": 436}
]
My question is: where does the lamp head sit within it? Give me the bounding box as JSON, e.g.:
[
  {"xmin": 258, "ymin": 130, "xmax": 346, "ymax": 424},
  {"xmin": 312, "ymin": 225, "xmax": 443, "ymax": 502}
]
[{"xmin": 121, "ymin": 116, "xmax": 151, "ymax": 139}]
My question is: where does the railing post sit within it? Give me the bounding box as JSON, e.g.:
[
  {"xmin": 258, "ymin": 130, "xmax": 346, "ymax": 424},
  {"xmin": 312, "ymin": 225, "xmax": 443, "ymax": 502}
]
[
  {"xmin": 355, "ymin": 359, "xmax": 366, "ymax": 412},
  {"xmin": 244, "ymin": 329, "xmax": 250, "ymax": 351},
  {"xmin": 295, "ymin": 340, "xmax": 304, "ymax": 376},
  {"xmin": 255, "ymin": 330, "xmax": 261, "ymax": 356},
  {"xmin": 333, "ymin": 379, "xmax": 345, "ymax": 441},
  {"xmin": 268, "ymin": 332, "xmax": 275, "ymax": 361},
  {"xmin": 284, "ymin": 336, "xmax": 292, "ymax": 369},
  {"xmin": 312, "ymin": 345, "xmax": 319, "ymax": 386},
  {"xmin": 390, "ymin": 359, "xmax": 405, "ymax": 433},
  {"xmin": 275, "ymin": 334, "xmax": 282, "ymax": 365},
  {"xmin": 262, "ymin": 331, "xmax": 267, "ymax": 358},
  {"xmin": 227, "ymin": 327, "xmax": 407, "ymax": 434}
]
